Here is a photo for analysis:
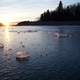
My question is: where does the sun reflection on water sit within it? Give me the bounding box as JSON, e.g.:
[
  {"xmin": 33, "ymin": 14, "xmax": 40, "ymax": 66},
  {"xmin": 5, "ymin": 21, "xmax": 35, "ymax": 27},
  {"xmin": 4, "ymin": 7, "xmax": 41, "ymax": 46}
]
[
  {"xmin": 3, "ymin": 26, "xmax": 11, "ymax": 55},
  {"xmin": 5, "ymin": 26, "xmax": 10, "ymax": 42}
]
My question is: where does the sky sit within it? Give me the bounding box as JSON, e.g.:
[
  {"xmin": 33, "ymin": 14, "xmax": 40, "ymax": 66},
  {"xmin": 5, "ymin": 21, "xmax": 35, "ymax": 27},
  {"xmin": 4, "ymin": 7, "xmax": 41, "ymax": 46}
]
[{"xmin": 0, "ymin": 0, "xmax": 80, "ymax": 23}]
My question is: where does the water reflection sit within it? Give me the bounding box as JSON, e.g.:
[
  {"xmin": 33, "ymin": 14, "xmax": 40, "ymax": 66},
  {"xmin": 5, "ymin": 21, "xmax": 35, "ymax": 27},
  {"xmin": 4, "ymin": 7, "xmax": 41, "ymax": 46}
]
[
  {"xmin": 0, "ymin": 26, "xmax": 79, "ymax": 80},
  {"xmin": 3, "ymin": 26, "xmax": 12, "ymax": 60}
]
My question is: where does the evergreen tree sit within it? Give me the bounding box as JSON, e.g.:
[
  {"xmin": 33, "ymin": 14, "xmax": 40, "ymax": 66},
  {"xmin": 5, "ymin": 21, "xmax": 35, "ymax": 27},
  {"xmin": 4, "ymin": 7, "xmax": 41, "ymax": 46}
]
[
  {"xmin": 40, "ymin": 1, "xmax": 80, "ymax": 21},
  {"xmin": 57, "ymin": 0, "xmax": 63, "ymax": 12}
]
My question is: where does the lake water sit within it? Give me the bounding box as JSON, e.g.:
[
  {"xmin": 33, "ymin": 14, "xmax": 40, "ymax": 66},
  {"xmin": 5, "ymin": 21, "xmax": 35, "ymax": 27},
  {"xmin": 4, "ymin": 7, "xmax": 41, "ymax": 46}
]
[{"xmin": 0, "ymin": 26, "xmax": 80, "ymax": 80}]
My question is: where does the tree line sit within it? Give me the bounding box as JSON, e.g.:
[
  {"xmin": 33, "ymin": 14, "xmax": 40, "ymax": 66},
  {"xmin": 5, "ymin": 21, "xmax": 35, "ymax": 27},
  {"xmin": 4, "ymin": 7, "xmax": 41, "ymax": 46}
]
[{"xmin": 40, "ymin": 1, "xmax": 80, "ymax": 21}]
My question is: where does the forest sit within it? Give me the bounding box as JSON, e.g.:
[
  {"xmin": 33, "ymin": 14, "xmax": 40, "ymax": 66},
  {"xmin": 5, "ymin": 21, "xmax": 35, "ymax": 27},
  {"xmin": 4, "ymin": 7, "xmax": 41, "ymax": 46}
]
[{"xmin": 40, "ymin": 1, "xmax": 80, "ymax": 21}]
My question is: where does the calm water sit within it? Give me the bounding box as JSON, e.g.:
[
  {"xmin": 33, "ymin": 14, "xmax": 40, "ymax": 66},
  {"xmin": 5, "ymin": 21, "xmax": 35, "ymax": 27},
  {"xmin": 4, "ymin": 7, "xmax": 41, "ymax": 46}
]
[{"xmin": 0, "ymin": 26, "xmax": 80, "ymax": 80}]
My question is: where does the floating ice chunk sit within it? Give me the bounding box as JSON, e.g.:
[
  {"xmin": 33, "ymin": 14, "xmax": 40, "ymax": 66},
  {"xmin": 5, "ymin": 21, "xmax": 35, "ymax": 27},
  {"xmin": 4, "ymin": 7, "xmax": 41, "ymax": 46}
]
[
  {"xmin": 8, "ymin": 48, "xmax": 12, "ymax": 51},
  {"xmin": 16, "ymin": 51, "xmax": 30, "ymax": 61},
  {"xmin": 27, "ymin": 30, "xmax": 38, "ymax": 32},
  {"xmin": 17, "ymin": 32, "xmax": 20, "ymax": 34},
  {"xmin": 0, "ymin": 43, "xmax": 4, "ymax": 48},
  {"xmin": 22, "ymin": 45, "xmax": 25, "ymax": 48},
  {"xmin": 53, "ymin": 32, "xmax": 71, "ymax": 38}
]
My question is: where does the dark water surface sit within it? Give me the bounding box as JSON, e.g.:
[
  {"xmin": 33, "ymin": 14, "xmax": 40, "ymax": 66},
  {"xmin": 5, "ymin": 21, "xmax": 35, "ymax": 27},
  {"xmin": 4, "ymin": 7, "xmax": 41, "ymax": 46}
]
[{"xmin": 0, "ymin": 26, "xmax": 80, "ymax": 80}]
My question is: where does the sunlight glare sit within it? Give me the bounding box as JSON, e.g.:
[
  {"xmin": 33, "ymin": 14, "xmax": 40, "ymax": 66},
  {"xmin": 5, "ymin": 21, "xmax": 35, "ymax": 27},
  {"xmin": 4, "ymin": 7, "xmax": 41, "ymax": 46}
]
[{"xmin": 0, "ymin": 16, "xmax": 12, "ymax": 26}]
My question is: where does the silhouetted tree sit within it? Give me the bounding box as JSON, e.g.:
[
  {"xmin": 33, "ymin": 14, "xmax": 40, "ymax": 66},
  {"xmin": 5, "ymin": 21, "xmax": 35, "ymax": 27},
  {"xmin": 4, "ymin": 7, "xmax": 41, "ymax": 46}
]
[
  {"xmin": 40, "ymin": 1, "xmax": 80, "ymax": 21},
  {"xmin": 57, "ymin": 0, "xmax": 63, "ymax": 12}
]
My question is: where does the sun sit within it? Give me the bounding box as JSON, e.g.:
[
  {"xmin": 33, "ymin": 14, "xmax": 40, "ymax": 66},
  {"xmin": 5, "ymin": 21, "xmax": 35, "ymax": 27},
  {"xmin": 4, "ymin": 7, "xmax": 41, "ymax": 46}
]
[{"xmin": 0, "ymin": 16, "xmax": 12, "ymax": 26}]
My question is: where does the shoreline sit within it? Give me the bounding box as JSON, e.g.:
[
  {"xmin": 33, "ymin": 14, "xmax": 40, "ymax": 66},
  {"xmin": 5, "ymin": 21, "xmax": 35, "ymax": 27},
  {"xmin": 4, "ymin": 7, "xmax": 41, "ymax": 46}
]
[{"xmin": 16, "ymin": 21, "xmax": 80, "ymax": 26}]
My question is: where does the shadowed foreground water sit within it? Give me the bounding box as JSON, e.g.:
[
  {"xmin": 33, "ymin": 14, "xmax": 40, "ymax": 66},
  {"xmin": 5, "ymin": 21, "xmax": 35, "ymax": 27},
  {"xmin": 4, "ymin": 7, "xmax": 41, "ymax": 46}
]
[{"xmin": 0, "ymin": 26, "xmax": 80, "ymax": 80}]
